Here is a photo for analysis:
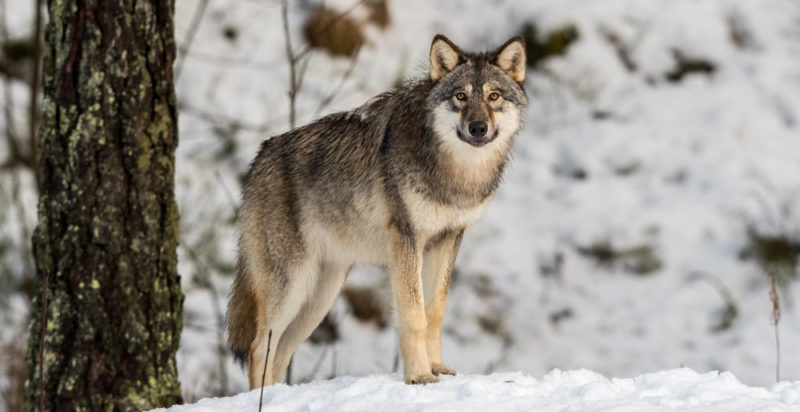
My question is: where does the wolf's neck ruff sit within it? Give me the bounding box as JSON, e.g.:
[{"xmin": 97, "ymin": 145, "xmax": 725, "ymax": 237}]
[
  {"xmin": 227, "ymin": 34, "xmax": 527, "ymax": 388},
  {"xmin": 429, "ymin": 103, "xmax": 518, "ymax": 204}
]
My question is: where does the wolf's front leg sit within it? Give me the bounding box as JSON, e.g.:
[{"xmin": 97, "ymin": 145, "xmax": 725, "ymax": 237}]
[
  {"xmin": 389, "ymin": 235, "xmax": 438, "ymax": 385},
  {"xmin": 421, "ymin": 230, "xmax": 464, "ymax": 376}
]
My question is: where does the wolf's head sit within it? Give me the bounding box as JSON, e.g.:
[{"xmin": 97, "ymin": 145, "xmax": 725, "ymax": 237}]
[{"xmin": 427, "ymin": 35, "xmax": 527, "ymax": 154}]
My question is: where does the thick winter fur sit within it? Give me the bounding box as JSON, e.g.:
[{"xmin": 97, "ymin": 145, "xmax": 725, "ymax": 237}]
[{"xmin": 227, "ymin": 34, "xmax": 528, "ymax": 387}]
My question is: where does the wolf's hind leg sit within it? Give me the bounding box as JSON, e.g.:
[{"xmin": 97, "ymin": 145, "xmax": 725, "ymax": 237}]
[
  {"xmin": 247, "ymin": 260, "xmax": 316, "ymax": 389},
  {"xmin": 270, "ymin": 261, "xmax": 350, "ymax": 383},
  {"xmin": 247, "ymin": 318, "xmax": 283, "ymax": 389},
  {"xmin": 421, "ymin": 230, "xmax": 463, "ymax": 376}
]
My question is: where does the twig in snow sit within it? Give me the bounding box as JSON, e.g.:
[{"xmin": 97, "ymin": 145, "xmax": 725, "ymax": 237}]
[{"xmin": 258, "ymin": 329, "xmax": 273, "ymax": 412}]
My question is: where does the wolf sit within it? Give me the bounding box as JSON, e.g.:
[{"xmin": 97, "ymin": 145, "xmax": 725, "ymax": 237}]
[{"xmin": 226, "ymin": 34, "xmax": 527, "ymax": 387}]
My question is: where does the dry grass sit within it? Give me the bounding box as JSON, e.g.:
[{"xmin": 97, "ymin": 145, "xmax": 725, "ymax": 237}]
[
  {"xmin": 665, "ymin": 50, "xmax": 716, "ymax": 83},
  {"xmin": 342, "ymin": 286, "xmax": 388, "ymax": 329},
  {"xmin": 576, "ymin": 241, "xmax": 663, "ymax": 275},
  {"xmin": 520, "ymin": 22, "xmax": 580, "ymax": 69},
  {"xmin": 742, "ymin": 228, "xmax": 800, "ymax": 286},
  {"xmin": 303, "ymin": 7, "xmax": 364, "ymax": 57},
  {"xmin": 768, "ymin": 269, "xmax": 781, "ymax": 382},
  {"xmin": 366, "ymin": 0, "xmax": 391, "ymax": 29}
]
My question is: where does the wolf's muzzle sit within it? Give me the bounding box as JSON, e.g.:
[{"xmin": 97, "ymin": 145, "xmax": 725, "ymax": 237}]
[{"xmin": 457, "ymin": 126, "xmax": 498, "ymax": 147}]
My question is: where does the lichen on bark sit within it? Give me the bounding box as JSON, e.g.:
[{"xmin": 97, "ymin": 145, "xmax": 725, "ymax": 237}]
[{"xmin": 25, "ymin": 0, "xmax": 183, "ymax": 410}]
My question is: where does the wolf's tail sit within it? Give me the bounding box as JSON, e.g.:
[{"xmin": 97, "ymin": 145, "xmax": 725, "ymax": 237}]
[{"xmin": 226, "ymin": 256, "xmax": 257, "ymax": 367}]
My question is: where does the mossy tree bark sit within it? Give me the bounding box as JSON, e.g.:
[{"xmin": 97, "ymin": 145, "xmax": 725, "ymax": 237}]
[{"xmin": 25, "ymin": 0, "xmax": 183, "ymax": 410}]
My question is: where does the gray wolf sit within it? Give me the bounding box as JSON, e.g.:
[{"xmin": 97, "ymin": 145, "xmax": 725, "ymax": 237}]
[{"xmin": 226, "ymin": 34, "xmax": 527, "ymax": 387}]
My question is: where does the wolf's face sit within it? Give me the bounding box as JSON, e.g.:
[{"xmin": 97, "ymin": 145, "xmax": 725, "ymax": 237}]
[{"xmin": 427, "ymin": 35, "xmax": 528, "ymax": 153}]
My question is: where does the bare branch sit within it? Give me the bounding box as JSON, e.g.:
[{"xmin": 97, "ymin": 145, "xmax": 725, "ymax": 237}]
[
  {"xmin": 281, "ymin": 0, "xmax": 371, "ymax": 130},
  {"xmin": 315, "ymin": 46, "xmax": 361, "ymax": 116},
  {"xmin": 29, "ymin": 0, "xmax": 43, "ymax": 188},
  {"xmin": 178, "ymin": 50, "xmax": 282, "ymax": 72},
  {"xmin": 2, "ymin": 78, "xmax": 22, "ymax": 163},
  {"xmin": 281, "ymin": 0, "xmax": 297, "ymax": 129},
  {"xmin": 213, "ymin": 170, "xmax": 239, "ymax": 211},
  {"xmin": 295, "ymin": 54, "xmax": 310, "ymax": 99},
  {"xmin": 0, "ymin": 0, "xmax": 22, "ymax": 167},
  {"xmin": 181, "ymin": 241, "xmax": 231, "ymax": 396},
  {"xmin": 178, "ymin": 101, "xmax": 274, "ymax": 133},
  {"xmin": 309, "ymin": 345, "xmax": 331, "ymax": 381},
  {"xmin": 175, "ymin": 0, "xmax": 211, "ymax": 80}
]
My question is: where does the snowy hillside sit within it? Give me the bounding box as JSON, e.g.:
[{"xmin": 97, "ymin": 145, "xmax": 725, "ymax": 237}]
[
  {"xmin": 154, "ymin": 369, "xmax": 800, "ymax": 411},
  {"xmin": 168, "ymin": 0, "xmax": 800, "ymax": 398}
]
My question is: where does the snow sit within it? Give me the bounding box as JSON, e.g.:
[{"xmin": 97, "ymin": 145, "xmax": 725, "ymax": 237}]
[{"xmin": 153, "ymin": 369, "xmax": 800, "ymax": 411}]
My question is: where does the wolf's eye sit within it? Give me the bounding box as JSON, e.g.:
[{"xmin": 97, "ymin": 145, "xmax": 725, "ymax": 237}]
[
  {"xmin": 488, "ymin": 92, "xmax": 501, "ymax": 101},
  {"xmin": 455, "ymin": 92, "xmax": 467, "ymax": 101}
]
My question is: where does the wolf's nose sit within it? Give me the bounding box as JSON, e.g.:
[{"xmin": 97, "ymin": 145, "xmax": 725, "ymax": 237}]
[{"xmin": 468, "ymin": 121, "xmax": 488, "ymax": 138}]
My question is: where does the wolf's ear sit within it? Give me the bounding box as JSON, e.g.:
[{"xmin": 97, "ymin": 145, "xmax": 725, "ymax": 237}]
[
  {"xmin": 430, "ymin": 34, "xmax": 465, "ymax": 82},
  {"xmin": 494, "ymin": 36, "xmax": 526, "ymax": 83}
]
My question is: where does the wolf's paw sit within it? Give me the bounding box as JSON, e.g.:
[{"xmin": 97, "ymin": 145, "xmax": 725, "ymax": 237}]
[
  {"xmin": 431, "ymin": 363, "xmax": 456, "ymax": 376},
  {"xmin": 405, "ymin": 373, "xmax": 439, "ymax": 385}
]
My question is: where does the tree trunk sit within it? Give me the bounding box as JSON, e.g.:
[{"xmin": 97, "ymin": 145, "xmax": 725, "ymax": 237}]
[{"xmin": 25, "ymin": 0, "xmax": 183, "ymax": 410}]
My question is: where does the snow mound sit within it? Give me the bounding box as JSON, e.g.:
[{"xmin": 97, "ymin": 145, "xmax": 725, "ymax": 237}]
[{"xmin": 154, "ymin": 369, "xmax": 800, "ymax": 411}]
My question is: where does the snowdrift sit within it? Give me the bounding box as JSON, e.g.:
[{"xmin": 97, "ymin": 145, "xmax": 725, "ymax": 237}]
[{"xmin": 154, "ymin": 369, "xmax": 800, "ymax": 411}]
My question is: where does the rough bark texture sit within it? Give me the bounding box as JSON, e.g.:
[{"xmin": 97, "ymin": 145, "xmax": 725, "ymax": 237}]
[{"xmin": 25, "ymin": 0, "xmax": 183, "ymax": 410}]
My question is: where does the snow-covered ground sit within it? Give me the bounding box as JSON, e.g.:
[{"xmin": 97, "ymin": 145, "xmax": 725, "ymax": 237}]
[{"xmin": 154, "ymin": 369, "xmax": 800, "ymax": 411}]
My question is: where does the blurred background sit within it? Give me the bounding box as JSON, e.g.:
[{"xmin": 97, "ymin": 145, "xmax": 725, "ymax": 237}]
[{"xmin": 2, "ymin": 0, "xmax": 800, "ymax": 406}]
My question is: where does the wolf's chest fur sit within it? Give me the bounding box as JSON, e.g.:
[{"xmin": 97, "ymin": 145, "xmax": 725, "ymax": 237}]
[
  {"xmin": 403, "ymin": 189, "xmax": 489, "ymax": 240},
  {"xmin": 304, "ymin": 176, "xmax": 491, "ymax": 266}
]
